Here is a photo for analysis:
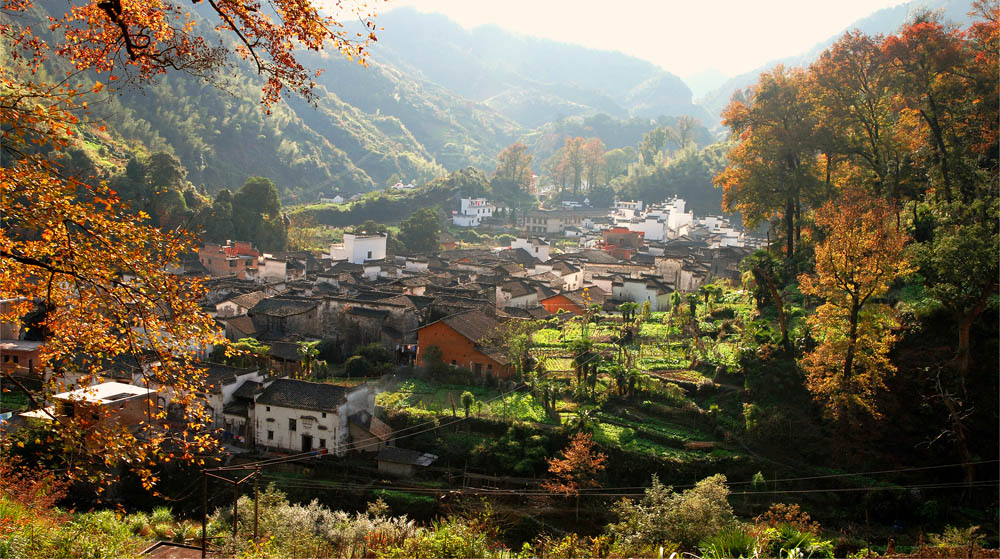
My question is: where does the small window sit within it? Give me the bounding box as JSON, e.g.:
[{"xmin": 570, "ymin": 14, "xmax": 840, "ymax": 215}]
[
  {"xmin": 451, "ymin": 360, "xmax": 457, "ymax": 366},
  {"xmin": 367, "ymin": 251, "xmax": 373, "ymax": 259},
  {"xmin": 319, "ymin": 439, "xmax": 326, "ymax": 449},
  {"xmin": 266, "ymin": 406, "xmax": 270, "ymax": 412},
  {"xmin": 267, "ymin": 430, "xmax": 274, "ymax": 440},
  {"xmin": 487, "ymin": 364, "xmax": 493, "ymax": 371},
  {"xmin": 12, "ymin": 356, "xmax": 18, "ymax": 364},
  {"xmin": 289, "ymin": 418, "xmax": 296, "ymax": 431},
  {"xmin": 321, "ymin": 412, "xmax": 326, "ymax": 418}
]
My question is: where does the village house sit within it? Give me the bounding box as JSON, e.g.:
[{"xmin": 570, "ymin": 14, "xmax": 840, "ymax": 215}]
[
  {"xmin": 198, "ymin": 241, "xmax": 260, "ymax": 279},
  {"xmin": 247, "ymin": 296, "xmax": 322, "ymax": 338},
  {"xmin": 416, "ymin": 310, "xmax": 511, "ymax": 377},
  {"xmin": 215, "ymin": 290, "xmax": 267, "ymax": 318},
  {"xmin": 612, "ymin": 276, "xmax": 674, "ymax": 311},
  {"xmin": 540, "ymin": 286, "xmax": 607, "ymax": 316},
  {"xmin": 496, "ymin": 279, "xmax": 539, "ymax": 310},
  {"xmin": 509, "ymin": 237, "xmax": 550, "ymax": 261},
  {"xmin": 21, "ymin": 382, "xmax": 155, "ymax": 437},
  {"xmin": 253, "ymin": 378, "xmax": 376, "ymax": 455},
  {"xmin": 376, "ymin": 446, "xmax": 438, "ymax": 477},
  {"xmin": 329, "ymin": 232, "xmax": 387, "ymax": 265},
  {"xmin": 517, "ymin": 209, "xmax": 606, "ymax": 236},
  {"xmin": 452, "ymin": 197, "xmax": 495, "ymax": 227}
]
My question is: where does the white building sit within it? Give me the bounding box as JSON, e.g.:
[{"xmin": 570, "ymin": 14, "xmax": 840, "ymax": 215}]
[
  {"xmin": 452, "ymin": 198, "xmax": 495, "ymax": 227},
  {"xmin": 254, "ymin": 379, "xmax": 376, "ymax": 456},
  {"xmin": 330, "ymin": 233, "xmax": 387, "ymax": 264},
  {"xmin": 510, "ymin": 237, "xmax": 550, "ymax": 261},
  {"xmin": 612, "ymin": 277, "xmax": 674, "ymax": 310}
]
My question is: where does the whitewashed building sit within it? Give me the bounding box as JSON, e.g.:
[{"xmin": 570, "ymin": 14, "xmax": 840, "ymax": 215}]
[
  {"xmin": 330, "ymin": 233, "xmax": 387, "ymax": 264},
  {"xmin": 254, "ymin": 379, "xmax": 376, "ymax": 455},
  {"xmin": 612, "ymin": 277, "xmax": 674, "ymax": 311},
  {"xmin": 452, "ymin": 198, "xmax": 495, "ymax": 227},
  {"xmin": 510, "ymin": 237, "xmax": 550, "ymax": 261}
]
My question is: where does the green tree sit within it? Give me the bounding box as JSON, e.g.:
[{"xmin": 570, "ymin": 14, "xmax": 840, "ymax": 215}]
[
  {"xmin": 460, "ymin": 391, "xmax": 474, "ymax": 418},
  {"xmin": 399, "ymin": 207, "xmax": 441, "ymax": 253}
]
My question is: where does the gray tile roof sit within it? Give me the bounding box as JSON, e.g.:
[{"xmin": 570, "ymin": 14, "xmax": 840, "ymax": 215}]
[{"xmin": 256, "ymin": 378, "xmax": 347, "ymax": 413}]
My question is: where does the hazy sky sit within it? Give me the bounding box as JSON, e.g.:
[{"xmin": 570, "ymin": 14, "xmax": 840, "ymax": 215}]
[{"xmin": 383, "ymin": 0, "xmax": 909, "ymax": 79}]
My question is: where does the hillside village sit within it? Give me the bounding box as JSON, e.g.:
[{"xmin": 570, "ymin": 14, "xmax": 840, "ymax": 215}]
[{"xmin": 2, "ymin": 197, "xmax": 758, "ymax": 460}]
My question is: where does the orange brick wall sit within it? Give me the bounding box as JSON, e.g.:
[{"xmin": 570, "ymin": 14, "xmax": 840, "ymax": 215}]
[
  {"xmin": 417, "ymin": 322, "xmax": 510, "ymax": 377},
  {"xmin": 540, "ymin": 295, "xmax": 584, "ymax": 316}
]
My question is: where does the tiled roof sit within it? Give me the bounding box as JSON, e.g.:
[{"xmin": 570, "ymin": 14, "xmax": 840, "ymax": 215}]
[
  {"xmin": 349, "ymin": 410, "xmax": 393, "ymax": 441},
  {"xmin": 249, "ymin": 297, "xmax": 319, "ymax": 317},
  {"xmin": 228, "ymin": 290, "xmax": 267, "ymax": 310},
  {"xmin": 255, "ymin": 378, "xmax": 347, "ymax": 413},
  {"xmin": 376, "ymin": 446, "xmax": 437, "ymax": 466},
  {"xmin": 433, "ymin": 310, "xmax": 501, "ymax": 345},
  {"xmin": 225, "ymin": 315, "xmax": 256, "ymax": 337},
  {"xmin": 347, "ymin": 307, "xmax": 390, "ymax": 319}
]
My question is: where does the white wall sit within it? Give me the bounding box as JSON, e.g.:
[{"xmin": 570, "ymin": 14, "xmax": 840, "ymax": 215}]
[
  {"xmin": 331, "ymin": 234, "xmax": 387, "ymax": 264},
  {"xmin": 511, "ymin": 237, "xmax": 549, "ymax": 261},
  {"xmin": 257, "ymin": 258, "xmax": 287, "ymax": 283},
  {"xmin": 255, "ymin": 403, "xmax": 340, "ymax": 454}
]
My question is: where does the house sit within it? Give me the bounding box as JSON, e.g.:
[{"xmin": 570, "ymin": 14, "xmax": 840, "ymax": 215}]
[
  {"xmin": 329, "ymin": 233, "xmax": 387, "ymax": 265},
  {"xmin": 253, "ymin": 378, "xmax": 375, "ymax": 455},
  {"xmin": 540, "ymin": 286, "xmax": 607, "ymax": 316},
  {"xmin": 376, "ymin": 446, "xmax": 437, "ymax": 477},
  {"xmin": 0, "ymin": 340, "xmax": 43, "ymax": 378},
  {"xmin": 347, "ymin": 409, "xmax": 393, "ymax": 453},
  {"xmin": 510, "ymin": 237, "xmax": 550, "ymax": 261},
  {"xmin": 21, "ymin": 382, "xmax": 154, "ymax": 437},
  {"xmin": 198, "ymin": 241, "xmax": 259, "ymax": 279},
  {"xmin": 517, "ymin": 209, "xmax": 606, "ymax": 236},
  {"xmin": 600, "ymin": 227, "xmax": 644, "ymax": 260},
  {"xmin": 496, "ymin": 279, "xmax": 538, "ymax": 309},
  {"xmin": 452, "ymin": 198, "xmax": 495, "ymax": 227},
  {"xmin": 416, "ymin": 310, "xmax": 511, "ymax": 377},
  {"xmin": 215, "ymin": 291, "xmax": 267, "ymax": 318},
  {"xmin": 247, "ymin": 296, "xmax": 322, "ymax": 338},
  {"xmin": 612, "ymin": 277, "xmax": 674, "ymax": 311}
]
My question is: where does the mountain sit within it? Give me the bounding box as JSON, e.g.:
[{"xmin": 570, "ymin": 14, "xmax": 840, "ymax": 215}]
[
  {"xmin": 366, "ymin": 8, "xmax": 714, "ymax": 127},
  {"xmin": 696, "ymin": 0, "xmax": 977, "ymax": 128}
]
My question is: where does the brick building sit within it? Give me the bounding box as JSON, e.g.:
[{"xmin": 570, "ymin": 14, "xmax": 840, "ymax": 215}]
[{"xmin": 416, "ymin": 310, "xmax": 511, "ymax": 377}]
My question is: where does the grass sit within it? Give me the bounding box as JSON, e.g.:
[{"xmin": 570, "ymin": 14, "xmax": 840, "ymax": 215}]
[{"xmin": 377, "ymin": 379, "xmax": 554, "ymax": 423}]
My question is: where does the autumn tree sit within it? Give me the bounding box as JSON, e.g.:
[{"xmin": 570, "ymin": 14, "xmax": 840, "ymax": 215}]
[
  {"xmin": 0, "ymin": 0, "xmax": 378, "ymax": 488},
  {"xmin": 495, "ymin": 142, "xmax": 534, "ymax": 191},
  {"xmin": 716, "ymin": 66, "xmax": 823, "ymax": 261},
  {"xmin": 798, "ymin": 189, "xmax": 915, "ymax": 420},
  {"xmin": 583, "ymin": 138, "xmax": 606, "ymax": 190},
  {"xmin": 562, "ymin": 137, "xmax": 587, "ymax": 194},
  {"xmin": 542, "ymin": 432, "xmax": 607, "ymax": 520},
  {"xmin": 811, "ymin": 31, "xmax": 918, "ymax": 204}
]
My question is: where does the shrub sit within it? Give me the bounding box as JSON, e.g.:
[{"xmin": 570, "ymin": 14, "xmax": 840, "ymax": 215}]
[
  {"xmin": 699, "ymin": 526, "xmax": 758, "ymax": 559},
  {"xmin": 608, "ymin": 474, "xmax": 735, "ymax": 550},
  {"xmin": 358, "ymin": 343, "xmax": 394, "ymax": 365},
  {"xmin": 344, "ymin": 355, "xmax": 374, "ymax": 377}
]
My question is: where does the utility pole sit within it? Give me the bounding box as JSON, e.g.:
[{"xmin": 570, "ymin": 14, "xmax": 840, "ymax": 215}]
[{"xmin": 201, "ymin": 449, "xmax": 327, "ymax": 558}]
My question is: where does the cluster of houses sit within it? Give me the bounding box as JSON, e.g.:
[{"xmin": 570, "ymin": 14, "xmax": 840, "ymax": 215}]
[{"xmin": 0, "ymin": 196, "xmax": 758, "ymax": 474}]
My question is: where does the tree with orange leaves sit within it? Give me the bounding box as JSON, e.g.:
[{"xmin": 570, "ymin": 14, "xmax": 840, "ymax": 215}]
[
  {"xmin": 542, "ymin": 432, "xmax": 606, "ymax": 520},
  {"xmin": 0, "ymin": 0, "xmax": 378, "ymax": 490},
  {"xmin": 798, "ymin": 189, "xmax": 915, "ymax": 420}
]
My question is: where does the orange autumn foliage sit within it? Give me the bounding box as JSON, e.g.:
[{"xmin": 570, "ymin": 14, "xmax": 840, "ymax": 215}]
[
  {"xmin": 798, "ymin": 189, "xmax": 915, "ymax": 420},
  {"xmin": 0, "ymin": 0, "xmax": 379, "ymax": 490}
]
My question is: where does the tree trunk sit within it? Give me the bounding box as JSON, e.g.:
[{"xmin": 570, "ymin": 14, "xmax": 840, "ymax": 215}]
[
  {"xmin": 785, "ymin": 198, "xmax": 795, "ymax": 260},
  {"xmin": 843, "ymin": 303, "xmax": 860, "ymax": 380}
]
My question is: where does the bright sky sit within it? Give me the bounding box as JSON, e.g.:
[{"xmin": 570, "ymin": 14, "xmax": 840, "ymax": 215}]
[{"xmin": 382, "ymin": 0, "xmax": 909, "ymax": 79}]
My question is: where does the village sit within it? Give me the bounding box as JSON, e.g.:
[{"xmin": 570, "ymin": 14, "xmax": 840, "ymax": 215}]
[{"xmin": 0, "ymin": 196, "xmax": 762, "ymax": 479}]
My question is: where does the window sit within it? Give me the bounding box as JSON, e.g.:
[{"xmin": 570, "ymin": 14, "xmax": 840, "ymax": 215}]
[
  {"xmin": 487, "ymin": 364, "xmax": 493, "ymax": 371},
  {"xmin": 267, "ymin": 430, "xmax": 274, "ymax": 440},
  {"xmin": 319, "ymin": 439, "xmax": 326, "ymax": 449},
  {"xmin": 266, "ymin": 406, "xmax": 270, "ymax": 412},
  {"xmin": 451, "ymin": 360, "xmax": 457, "ymax": 366},
  {"xmin": 367, "ymin": 251, "xmax": 372, "ymax": 259},
  {"xmin": 321, "ymin": 412, "xmax": 326, "ymax": 418},
  {"xmin": 289, "ymin": 418, "xmax": 297, "ymax": 431},
  {"xmin": 12, "ymin": 356, "xmax": 17, "ymax": 364}
]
